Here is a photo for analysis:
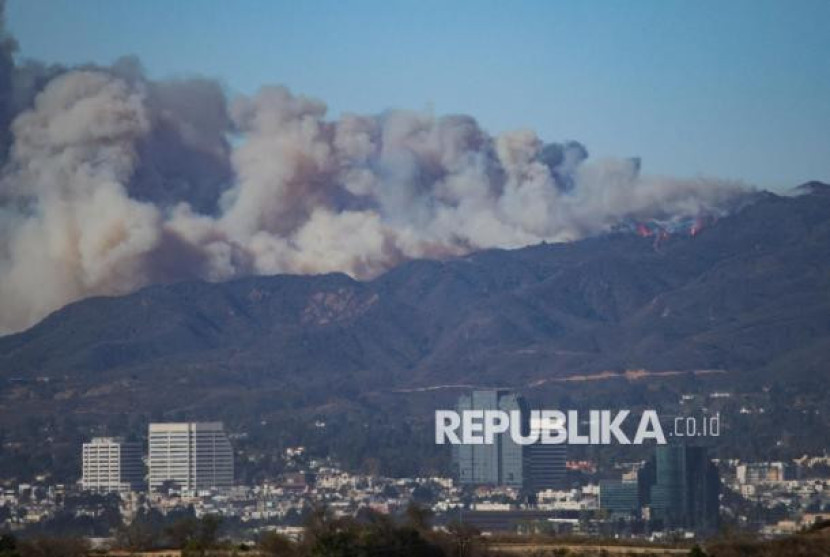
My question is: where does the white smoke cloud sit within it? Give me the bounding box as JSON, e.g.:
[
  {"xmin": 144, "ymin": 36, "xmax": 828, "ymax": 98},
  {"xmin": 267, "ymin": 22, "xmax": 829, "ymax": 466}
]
[
  {"xmin": 0, "ymin": 71, "xmax": 162, "ymax": 330},
  {"xmin": 0, "ymin": 70, "xmax": 750, "ymax": 334}
]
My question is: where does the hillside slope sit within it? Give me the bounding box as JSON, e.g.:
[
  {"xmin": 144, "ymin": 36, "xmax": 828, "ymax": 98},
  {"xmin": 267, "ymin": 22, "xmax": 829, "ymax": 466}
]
[{"xmin": 2, "ymin": 186, "xmax": 829, "ymax": 398}]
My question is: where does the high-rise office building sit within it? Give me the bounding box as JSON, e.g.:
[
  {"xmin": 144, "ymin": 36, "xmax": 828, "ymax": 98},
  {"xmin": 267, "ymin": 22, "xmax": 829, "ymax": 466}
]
[
  {"xmin": 600, "ymin": 480, "xmax": 641, "ymax": 516},
  {"xmin": 525, "ymin": 415, "xmax": 567, "ymax": 492},
  {"xmin": 640, "ymin": 445, "xmax": 720, "ymax": 532},
  {"xmin": 81, "ymin": 437, "xmax": 144, "ymax": 493},
  {"xmin": 452, "ymin": 390, "xmax": 529, "ymax": 487},
  {"xmin": 148, "ymin": 422, "xmax": 234, "ymax": 491}
]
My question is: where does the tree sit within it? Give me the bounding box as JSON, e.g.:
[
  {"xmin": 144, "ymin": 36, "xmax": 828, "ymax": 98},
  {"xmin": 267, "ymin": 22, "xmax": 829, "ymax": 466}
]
[
  {"xmin": 16, "ymin": 537, "xmax": 89, "ymax": 557},
  {"xmin": 688, "ymin": 545, "xmax": 708, "ymax": 557},
  {"xmin": 165, "ymin": 514, "xmax": 224, "ymax": 556},
  {"xmin": 405, "ymin": 502, "xmax": 434, "ymax": 532},
  {"xmin": 302, "ymin": 507, "xmax": 360, "ymax": 557},
  {"xmin": 116, "ymin": 510, "xmax": 162, "ymax": 552},
  {"xmin": 411, "ymin": 485, "xmax": 435, "ymax": 505},
  {"xmin": 198, "ymin": 514, "xmax": 223, "ymax": 549},
  {"xmin": 444, "ymin": 521, "xmax": 480, "ymax": 557},
  {"xmin": 258, "ymin": 531, "xmax": 297, "ymax": 557},
  {"xmin": 0, "ymin": 534, "xmax": 20, "ymax": 557},
  {"xmin": 165, "ymin": 517, "xmax": 200, "ymax": 549}
]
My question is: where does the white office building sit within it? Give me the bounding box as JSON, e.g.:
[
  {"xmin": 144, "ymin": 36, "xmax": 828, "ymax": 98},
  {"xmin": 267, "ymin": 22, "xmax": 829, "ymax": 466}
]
[
  {"xmin": 81, "ymin": 437, "xmax": 144, "ymax": 493},
  {"xmin": 148, "ymin": 422, "xmax": 234, "ymax": 491}
]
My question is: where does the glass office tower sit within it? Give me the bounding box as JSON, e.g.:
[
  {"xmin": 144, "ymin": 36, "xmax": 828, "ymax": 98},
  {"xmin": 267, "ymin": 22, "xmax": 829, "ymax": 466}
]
[
  {"xmin": 600, "ymin": 480, "xmax": 641, "ymax": 516},
  {"xmin": 643, "ymin": 445, "xmax": 720, "ymax": 532},
  {"xmin": 452, "ymin": 390, "xmax": 529, "ymax": 487},
  {"xmin": 148, "ymin": 422, "xmax": 234, "ymax": 491},
  {"xmin": 525, "ymin": 414, "xmax": 567, "ymax": 491}
]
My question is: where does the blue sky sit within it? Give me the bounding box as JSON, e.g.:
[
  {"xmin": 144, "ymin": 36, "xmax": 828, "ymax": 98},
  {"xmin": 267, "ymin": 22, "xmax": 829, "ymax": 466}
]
[{"xmin": 6, "ymin": 0, "xmax": 830, "ymax": 189}]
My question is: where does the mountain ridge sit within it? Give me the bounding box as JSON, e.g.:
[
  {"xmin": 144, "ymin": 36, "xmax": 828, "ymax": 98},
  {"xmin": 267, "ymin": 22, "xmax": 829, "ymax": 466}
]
[{"xmin": 2, "ymin": 185, "xmax": 829, "ymax": 397}]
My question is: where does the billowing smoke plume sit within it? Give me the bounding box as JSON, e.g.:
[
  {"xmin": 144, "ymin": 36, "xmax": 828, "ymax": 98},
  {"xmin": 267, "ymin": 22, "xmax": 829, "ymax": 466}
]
[{"xmin": 0, "ymin": 5, "xmax": 749, "ymax": 334}]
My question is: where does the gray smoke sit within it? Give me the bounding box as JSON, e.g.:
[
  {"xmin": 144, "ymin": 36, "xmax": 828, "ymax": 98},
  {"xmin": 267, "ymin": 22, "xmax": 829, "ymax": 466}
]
[
  {"xmin": 0, "ymin": 6, "xmax": 749, "ymax": 334},
  {"xmin": 0, "ymin": 0, "xmax": 17, "ymax": 163}
]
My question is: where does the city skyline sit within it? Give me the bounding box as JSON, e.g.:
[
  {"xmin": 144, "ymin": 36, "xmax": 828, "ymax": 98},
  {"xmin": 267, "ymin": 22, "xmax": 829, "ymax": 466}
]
[{"xmin": 1, "ymin": 1, "xmax": 829, "ymax": 552}]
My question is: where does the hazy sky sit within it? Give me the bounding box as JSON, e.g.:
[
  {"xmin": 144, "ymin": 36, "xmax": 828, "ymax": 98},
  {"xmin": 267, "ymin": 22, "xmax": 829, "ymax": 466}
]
[{"xmin": 7, "ymin": 0, "xmax": 830, "ymax": 189}]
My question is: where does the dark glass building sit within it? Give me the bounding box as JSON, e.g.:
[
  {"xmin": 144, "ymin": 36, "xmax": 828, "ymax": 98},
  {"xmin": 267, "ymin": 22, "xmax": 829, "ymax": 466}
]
[
  {"xmin": 599, "ymin": 480, "xmax": 640, "ymax": 516},
  {"xmin": 641, "ymin": 445, "xmax": 720, "ymax": 533},
  {"xmin": 452, "ymin": 390, "xmax": 529, "ymax": 487},
  {"xmin": 525, "ymin": 414, "xmax": 567, "ymax": 491}
]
